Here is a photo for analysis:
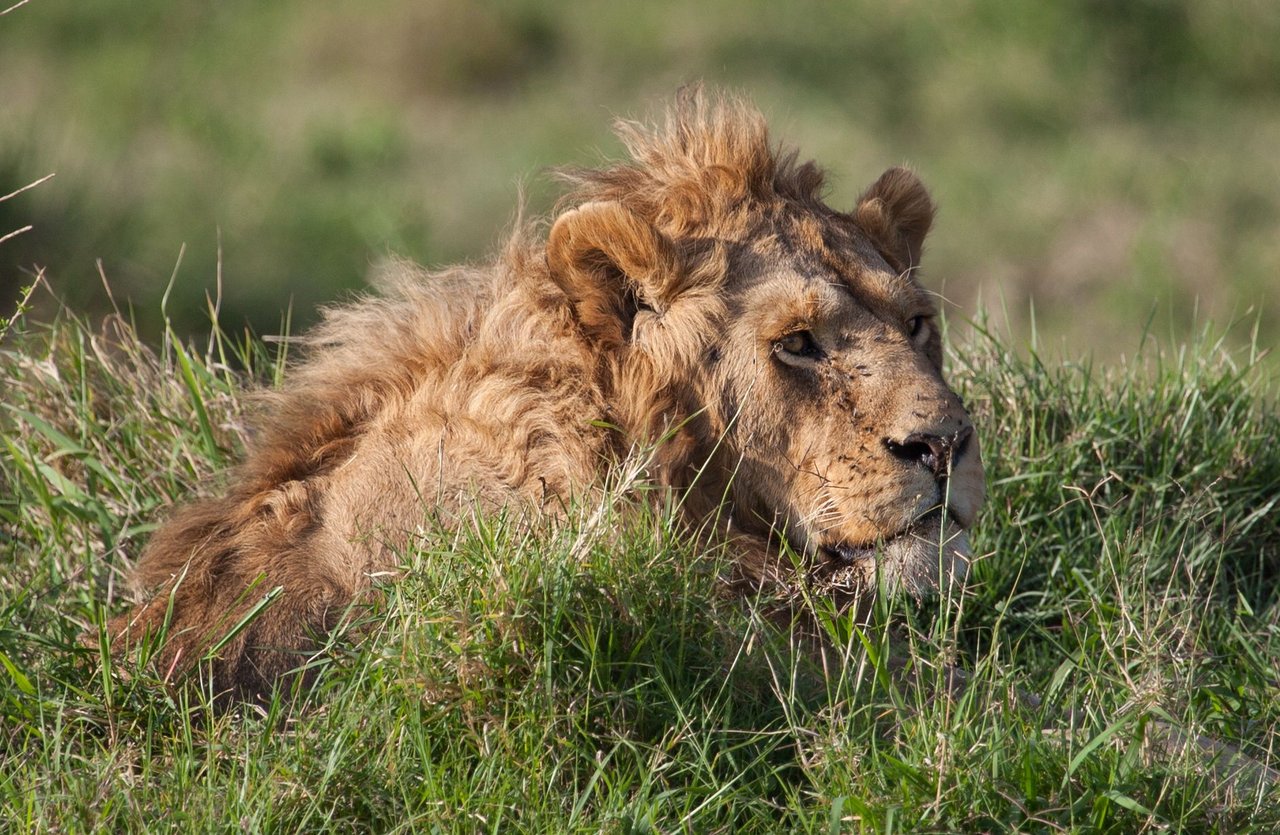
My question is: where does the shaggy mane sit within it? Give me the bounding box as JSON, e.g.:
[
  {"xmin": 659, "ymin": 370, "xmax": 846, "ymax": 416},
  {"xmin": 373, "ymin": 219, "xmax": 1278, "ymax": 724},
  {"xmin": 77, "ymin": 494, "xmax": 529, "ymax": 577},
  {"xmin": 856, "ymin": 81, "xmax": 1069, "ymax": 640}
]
[
  {"xmin": 232, "ymin": 91, "xmax": 836, "ymax": 509},
  {"xmin": 557, "ymin": 88, "xmax": 828, "ymax": 237}
]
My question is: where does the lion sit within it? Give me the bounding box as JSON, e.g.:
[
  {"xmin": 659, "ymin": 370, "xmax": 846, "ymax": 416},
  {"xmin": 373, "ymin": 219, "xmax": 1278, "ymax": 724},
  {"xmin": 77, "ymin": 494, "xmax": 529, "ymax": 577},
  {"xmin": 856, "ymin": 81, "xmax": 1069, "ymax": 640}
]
[{"xmin": 105, "ymin": 89, "xmax": 984, "ymax": 702}]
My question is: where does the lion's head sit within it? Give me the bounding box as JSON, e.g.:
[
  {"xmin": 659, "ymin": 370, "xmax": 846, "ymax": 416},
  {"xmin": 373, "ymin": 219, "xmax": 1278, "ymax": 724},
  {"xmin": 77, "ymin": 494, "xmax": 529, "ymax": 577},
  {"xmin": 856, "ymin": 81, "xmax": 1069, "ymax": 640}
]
[{"xmin": 545, "ymin": 90, "xmax": 984, "ymax": 602}]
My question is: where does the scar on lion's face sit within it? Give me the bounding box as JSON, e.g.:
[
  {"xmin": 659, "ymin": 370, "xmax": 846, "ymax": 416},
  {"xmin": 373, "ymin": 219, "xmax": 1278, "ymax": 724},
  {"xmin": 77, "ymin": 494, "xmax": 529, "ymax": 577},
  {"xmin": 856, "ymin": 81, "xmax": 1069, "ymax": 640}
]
[{"xmin": 103, "ymin": 88, "xmax": 985, "ymax": 702}]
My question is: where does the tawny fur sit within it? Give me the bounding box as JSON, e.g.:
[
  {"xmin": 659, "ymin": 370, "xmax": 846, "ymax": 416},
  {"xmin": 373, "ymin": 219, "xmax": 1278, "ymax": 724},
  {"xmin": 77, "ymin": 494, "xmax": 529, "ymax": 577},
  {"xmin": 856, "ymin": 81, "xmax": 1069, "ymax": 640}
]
[{"xmin": 108, "ymin": 89, "xmax": 984, "ymax": 701}]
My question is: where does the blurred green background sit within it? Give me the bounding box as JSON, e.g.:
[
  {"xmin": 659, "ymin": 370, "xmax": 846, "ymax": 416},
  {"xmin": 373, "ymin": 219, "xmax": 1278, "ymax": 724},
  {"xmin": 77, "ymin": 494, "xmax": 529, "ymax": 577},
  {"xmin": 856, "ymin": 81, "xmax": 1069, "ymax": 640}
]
[{"xmin": 2, "ymin": 0, "xmax": 1278, "ymax": 362}]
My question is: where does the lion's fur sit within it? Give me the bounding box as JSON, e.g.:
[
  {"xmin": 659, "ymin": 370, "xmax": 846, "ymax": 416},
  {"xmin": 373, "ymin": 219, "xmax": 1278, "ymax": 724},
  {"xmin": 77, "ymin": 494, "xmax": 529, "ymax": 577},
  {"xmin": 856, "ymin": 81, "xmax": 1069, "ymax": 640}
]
[{"xmin": 109, "ymin": 89, "xmax": 984, "ymax": 701}]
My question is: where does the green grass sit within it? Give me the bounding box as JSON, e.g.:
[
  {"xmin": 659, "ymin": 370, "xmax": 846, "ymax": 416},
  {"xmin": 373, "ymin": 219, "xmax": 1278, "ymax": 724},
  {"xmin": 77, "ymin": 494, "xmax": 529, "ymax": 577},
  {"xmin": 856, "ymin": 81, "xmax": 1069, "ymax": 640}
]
[{"xmin": 2, "ymin": 301, "xmax": 1279, "ymax": 832}]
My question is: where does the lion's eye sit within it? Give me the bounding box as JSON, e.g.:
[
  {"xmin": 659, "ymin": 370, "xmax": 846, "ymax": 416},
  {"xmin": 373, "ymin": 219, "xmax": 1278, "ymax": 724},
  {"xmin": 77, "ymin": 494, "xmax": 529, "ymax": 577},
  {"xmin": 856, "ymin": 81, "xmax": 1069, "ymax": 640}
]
[{"xmin": 774, "ymin": 330, "xmax": 822, "ymax": 359}]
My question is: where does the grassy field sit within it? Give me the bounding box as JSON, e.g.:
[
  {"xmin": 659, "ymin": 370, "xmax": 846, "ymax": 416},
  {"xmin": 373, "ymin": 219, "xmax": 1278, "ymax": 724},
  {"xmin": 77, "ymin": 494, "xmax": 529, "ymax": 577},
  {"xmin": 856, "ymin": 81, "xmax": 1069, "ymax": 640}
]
[
  {"xmin": 2, "ymin": 300, "xmax": 1278, "ymax": 832},
  {"xmin": 2, "ymin": 0, "xmax": 1279, "ymax": 363}
]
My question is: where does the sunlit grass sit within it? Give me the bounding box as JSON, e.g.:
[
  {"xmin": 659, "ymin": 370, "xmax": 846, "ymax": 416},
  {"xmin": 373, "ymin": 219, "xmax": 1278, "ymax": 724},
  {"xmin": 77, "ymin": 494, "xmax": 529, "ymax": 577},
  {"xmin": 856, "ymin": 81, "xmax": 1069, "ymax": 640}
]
[{"xmin": 2, "ymin": 305, "xmax": 1278, "ymax": 831}]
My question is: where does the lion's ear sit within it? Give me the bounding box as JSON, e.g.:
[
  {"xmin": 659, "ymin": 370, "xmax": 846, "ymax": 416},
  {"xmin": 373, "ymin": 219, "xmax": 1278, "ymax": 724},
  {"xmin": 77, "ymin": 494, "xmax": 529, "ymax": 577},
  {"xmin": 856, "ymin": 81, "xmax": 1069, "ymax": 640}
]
[
  {"xmin": 854, "ymin": 167, "xmax": 936, "ymax": 274},
  {"xmin": 546, "ymin": 201, "xmax": 679, "ymax": 346}
]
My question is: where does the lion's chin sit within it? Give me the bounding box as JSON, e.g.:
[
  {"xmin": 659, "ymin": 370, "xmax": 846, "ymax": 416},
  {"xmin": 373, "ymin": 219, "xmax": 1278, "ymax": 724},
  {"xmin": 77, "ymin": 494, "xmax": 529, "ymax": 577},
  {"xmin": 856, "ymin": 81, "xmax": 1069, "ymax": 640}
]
[{"xmin": 814, "ymin": 510, "xmax": 972, "ymax": 600}]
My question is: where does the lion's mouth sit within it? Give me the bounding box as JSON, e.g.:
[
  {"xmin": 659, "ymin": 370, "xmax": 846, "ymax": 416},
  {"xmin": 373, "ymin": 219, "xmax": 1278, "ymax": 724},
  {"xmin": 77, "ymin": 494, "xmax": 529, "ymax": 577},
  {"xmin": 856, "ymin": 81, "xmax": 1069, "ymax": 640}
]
[
  {"xmin": 821, "ymin": 541, "xmax": 878, "ymax": 565},
  {"xmin": 817, "ymin": 507, "xmax": 963, "ymax": 566},
  {"xmin": 805, "ymin": 507, "xmax": 973, "ymax": 596}
]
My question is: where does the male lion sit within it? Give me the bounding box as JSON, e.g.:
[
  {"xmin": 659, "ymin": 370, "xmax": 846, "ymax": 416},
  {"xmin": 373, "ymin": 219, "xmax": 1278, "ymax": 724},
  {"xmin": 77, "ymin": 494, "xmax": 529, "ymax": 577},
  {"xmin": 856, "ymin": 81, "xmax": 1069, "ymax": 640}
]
[{"xmin": 107, "ymin": 90, "xmax": 984, "ymax": 702}]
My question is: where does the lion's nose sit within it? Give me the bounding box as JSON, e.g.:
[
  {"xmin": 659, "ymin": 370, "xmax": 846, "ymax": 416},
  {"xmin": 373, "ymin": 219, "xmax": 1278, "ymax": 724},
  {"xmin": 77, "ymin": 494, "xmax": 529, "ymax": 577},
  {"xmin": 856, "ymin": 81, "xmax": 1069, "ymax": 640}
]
[{"xmin": 884, "ymin": 425, "xmax": 973, "ymax": 480}]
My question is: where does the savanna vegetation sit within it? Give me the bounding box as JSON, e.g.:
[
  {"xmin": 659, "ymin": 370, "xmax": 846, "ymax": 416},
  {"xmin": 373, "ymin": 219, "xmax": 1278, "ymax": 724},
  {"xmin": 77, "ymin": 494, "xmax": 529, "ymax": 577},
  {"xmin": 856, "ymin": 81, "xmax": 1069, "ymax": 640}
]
[{"xmin": 2, "ymin": 304, "xmax": 1278, "ymax": 831}]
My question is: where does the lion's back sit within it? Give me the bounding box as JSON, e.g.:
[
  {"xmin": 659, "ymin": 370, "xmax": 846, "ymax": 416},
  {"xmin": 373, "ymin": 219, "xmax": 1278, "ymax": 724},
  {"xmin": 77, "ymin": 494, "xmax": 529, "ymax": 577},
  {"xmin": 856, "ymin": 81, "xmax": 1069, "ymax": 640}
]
[{"xmin": 241, "ymin": 250, "xmax": 613, "ymax": 566}]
